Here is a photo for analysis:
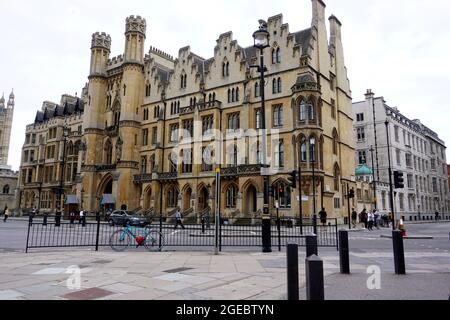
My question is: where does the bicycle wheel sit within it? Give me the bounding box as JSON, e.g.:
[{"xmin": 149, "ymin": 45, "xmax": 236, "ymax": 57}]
[
  {"xmin": 144, "ymin": 230, "xmax": 165, "ymax": 252},
  {"xmin": 110, "ymin": 230, "xmax": 132, "ymax": 252}
]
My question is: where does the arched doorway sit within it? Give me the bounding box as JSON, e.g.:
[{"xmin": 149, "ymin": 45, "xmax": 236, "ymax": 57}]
[
  {"xmin": 198, "ymin": 187, "xmax": 209, "ymax": 211},
  {"xmin": 244, "ymin": 185, "xmax": 258, "ymax": 215},
  {"xmin": 144, "ymin": 186, "xmax": 152, "ymax": 210},
  {"xmin": 183, "ymin": 187, "xmax": 192, "ymax": 211},
  {"xmin": 98, "ymin": 175, "xmax": 115, "ymax": 212}
]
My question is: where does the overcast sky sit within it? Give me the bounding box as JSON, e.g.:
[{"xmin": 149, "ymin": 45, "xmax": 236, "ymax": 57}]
[{"xmin": 1, "ymin": 0, "xmax": 449, "ymax": 171}]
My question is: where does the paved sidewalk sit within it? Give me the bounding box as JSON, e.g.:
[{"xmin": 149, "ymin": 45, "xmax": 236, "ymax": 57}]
[{"xmin": 0, "ymin": 248, "xmax": 448, "ymax": 300}]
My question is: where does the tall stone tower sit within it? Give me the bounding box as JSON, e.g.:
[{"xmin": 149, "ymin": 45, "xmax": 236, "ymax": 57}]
[
  {"xmin": 116, "ymin": 16, "xmax": 146, "ymax": 209},
  {"xmin": 0, "ymin": 90, "xmax": 15, "ymax": 166},
  {"xmin": 83, "ymin": 32, "xmax": 112, "ymax": 210}
]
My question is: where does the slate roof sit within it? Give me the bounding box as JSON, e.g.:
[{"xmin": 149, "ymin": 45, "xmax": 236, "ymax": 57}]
[{"xmin": 34, "ymin": 98, "xmax": 84, "ymax": 124}]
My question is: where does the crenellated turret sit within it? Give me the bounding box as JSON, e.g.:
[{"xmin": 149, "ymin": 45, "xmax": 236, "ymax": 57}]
[
  {"xmin": 7, "ymin": 89, "xmax": 14, "ymax": 108},
  {"xmin": 0, "ymin": 93, "xmax": 5, "ymax": 109},
  {"xmin": 90, "ymin": 32, "xmax": 111, "ymax": 77},
  {"xmin": 124, "ymin": 15, "xmax": 146, "ymax": 64}
]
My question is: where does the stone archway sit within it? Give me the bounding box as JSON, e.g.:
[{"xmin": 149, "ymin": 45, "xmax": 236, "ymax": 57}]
[
  {"xmin": 198, "ymin": 187, "xmax": 209, "ymax": 211},
  {"xmin": 183, "ymin": 187, "xmax": 192, "ymax": 211},
  {"xmin": 243, "ymin": 185, "xmax": 258, "ymax": 215},
  {"xmin": 143, "ymin": 186, "xmax": 152, "ymax": 210},
  {"xmin": 97, "ymin": 174, "xmax": 114, "ymax": 211}
]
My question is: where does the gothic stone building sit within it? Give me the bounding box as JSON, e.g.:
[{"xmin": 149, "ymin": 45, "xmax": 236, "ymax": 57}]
[
  {"xmin": 353, "ymin": 90, "xmax": 450, "ymax": 221},
  {"xmin": 18, "ymin": 95, "xmax": 85, "ymax": 213},
  {"xmin": 0, "ymin": 90, "xmax": 18, "ymax": 212},
  {"xmin": 22, "ymin": 0, "xmax": 356, "ymax": 220}
]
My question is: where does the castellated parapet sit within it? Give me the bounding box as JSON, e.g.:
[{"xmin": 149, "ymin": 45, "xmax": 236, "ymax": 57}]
[
  {"xmin": 125, "ymin": 15, "xmax": 147, "ymax": 36},
  {"xmin": 91, "ymin": 32, "xmax": 111, "ymax": 51}
]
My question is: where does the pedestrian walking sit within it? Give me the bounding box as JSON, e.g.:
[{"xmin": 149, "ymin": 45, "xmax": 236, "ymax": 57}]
[
  {"xmin": 3, "ymin": 206, "xmax": 9, "ymax": 222},
  {"xmin": 368, "ymin": 211, "xmax": 375, "ymax": 231},
  {"xmin": 374, "ymin": 209, "xmax": 381, "ymax": 229},
  {"xmin": 389, "ymin": 212, "xmax": 393, "ymax": 228},
  {"xmin": 79, "ymin": 210, "xmax": 85, "ymax": 225},
  {"xmin": 69, "ymin": 211, "xmax": 75, "ymax": 226},
  {"xmin": 351, "ymin": 208, "xmax": 358, "ymax": 229},
  {"xmin": 360, "ymin": 209, "xmax": 368, "ymax": 229},
  {"xmin": 174, "ymin": 208, "xmax": 185, "ymax": 230},
  {"xmin": 319, "ymin": 208, "xmax": 327, "ymax": 227}
]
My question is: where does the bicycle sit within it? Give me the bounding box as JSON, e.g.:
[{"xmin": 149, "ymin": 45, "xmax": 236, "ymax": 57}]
[{"xmin": 109, "ymin": 224, "xmax": 165, "ymax": 252}]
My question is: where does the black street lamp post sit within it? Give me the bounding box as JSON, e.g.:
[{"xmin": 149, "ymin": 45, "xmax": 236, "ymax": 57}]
[
  {"xmin": 385, "ymin": 120, "xmax": 396, "ymax": 230},
  {"xmin": 253, "ymin": 20, "xmax": 271, "ymax": 253},
  {"xmin": 370, "ymin": 146, "xmax": 377, "ymax": 210},
  {"xmin": 310, "ymin": 137, "xmax": 317, "ymax": 235}
]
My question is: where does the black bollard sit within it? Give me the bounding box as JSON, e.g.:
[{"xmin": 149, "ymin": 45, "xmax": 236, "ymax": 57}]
[
  {"xmin": 392, "ymin": 230, "xmax": 406, "ymax": 275},
  {"xmin": 96, "ymin": 212, "xmax": 100, "ymax": 223},
  {"xmin": 339, "ymin": 230, "xmax": 350, "ymax": 274},
  {"xmin": 306, "ymin": 234, "xmax": 318, "ymax": 258},
  {"xmin": 305, "ymin": 254, "xmax": 325, "ymax": 301},
  {"xmin": 28, "ymin": 215, "xmax": 33, "ymax": 227},
  {"xmin": 287, "ymin": 243, "xmax": 299, "ymax": 300},
  {"xmin": 43, "ymin": 214, "xmax": 48, "ymax": 226},
  {"xmin": 82, "ymin": 216, "xmax": 86, "ymax": 227}
]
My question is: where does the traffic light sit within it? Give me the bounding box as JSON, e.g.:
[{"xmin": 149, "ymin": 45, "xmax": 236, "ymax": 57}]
[
  {"xmin": 394, "ymin": 171, "xmax": 405, "ymax": 189},
  {"xmin": 288, "ymin": 171, "xmax": 297, "ymax": 189},
  {"xmin": 348, "ymin": 189, "xmax": 355, "ymax": 199}
]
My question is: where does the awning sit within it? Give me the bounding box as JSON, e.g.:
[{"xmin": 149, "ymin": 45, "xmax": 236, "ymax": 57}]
[
  {"xmin": 65, "ymin": 195, "xmax": 79, "ymax": 205},
  {"xmin": 101, "ymin": 194, "xmax": 116, "ymax": 205}
]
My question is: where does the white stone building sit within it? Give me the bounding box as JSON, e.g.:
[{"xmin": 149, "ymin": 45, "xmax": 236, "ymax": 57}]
[{"xmin": 352, "ymin": 90, "xmax": 450, "ymax": 221}]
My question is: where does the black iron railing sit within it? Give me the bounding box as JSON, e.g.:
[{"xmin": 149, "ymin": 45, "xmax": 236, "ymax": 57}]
[{"xmin": 25, "ymin": 215, "xmax": 338, "ymax": 252}]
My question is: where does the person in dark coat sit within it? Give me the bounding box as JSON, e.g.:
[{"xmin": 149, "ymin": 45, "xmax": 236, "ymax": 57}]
[{"xmin": 319, "ymin": 208, "xmax": 327, "ymax": 226}]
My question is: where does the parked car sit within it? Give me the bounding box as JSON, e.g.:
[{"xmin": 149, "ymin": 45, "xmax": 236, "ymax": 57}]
[{"xmin": 107, "ymin": 210, "xmax": 152, "ymax": 227}]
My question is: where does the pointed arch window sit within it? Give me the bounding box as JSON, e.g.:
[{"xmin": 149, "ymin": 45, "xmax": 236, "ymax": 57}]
[
  {"xmin": 272, "ymin": 79, "xmax": 277, "ymax": 94},
  {"xmin": 255, "ymin": 82, "xmax": 260, "ymax": 98},
  {"xmin": 167, "ymin": 186, "xmax": 179, "ymax": 208},
  {"xmin": 308, "ymin": 101, "xmax": 315, "ymax": 121},
  {"xmin": 150, "ymin": 154, "xmax": 156, "ymax": 173},
  {"xmin": 228, "ymin": 89, "xmax": 232, "ymax": 103},
  {"xmin": 105, "ymin": 140, "xmax": 113, "ymax": 165},
  {"xmin": 299, "ymin": 100, "xmax": 306, "ymax": 121},
  {"xmin": 235, "ymin": 87, "xmax": 240, "ymax": 101},
  {"xmin": 277, "ymin": 78, "xmax": 282, "ymax": 93},
  {"xmin": 226, "ymin": 185, "xmax": 237, "ymax": 208},
  {"xmin": 276, "ymin": 48, "xmax": 281, "ymax": 63},
  {"xmin": 274, "ymin": 140, "xmax": 284, "ymax": 168},
  {"xmin": 300, "ymin": 138, "xmax": 307, "ymax": 162},
  {"xmin": 227, "ymin": 145, "xmax": 238, "ymax": 167},
  {"xmin": 332, "ymin": 129, "xmax": 339, "ymax": 155}
]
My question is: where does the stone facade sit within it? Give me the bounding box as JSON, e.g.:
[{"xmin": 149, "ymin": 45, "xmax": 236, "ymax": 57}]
[
  {"xmin": 0, "ymin": 90, "xmax": 18, "ymax": 212},
  {"xmin": 353, "ymin": 90, "xmax": 450, "ymax": 221},
  {"xmin": 18, "ymin": 95, "xmax": 85, "ymax": 213},
  {"xmin": 19, "ymin": 0, "xmax": 356, "ymax": 220}
]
